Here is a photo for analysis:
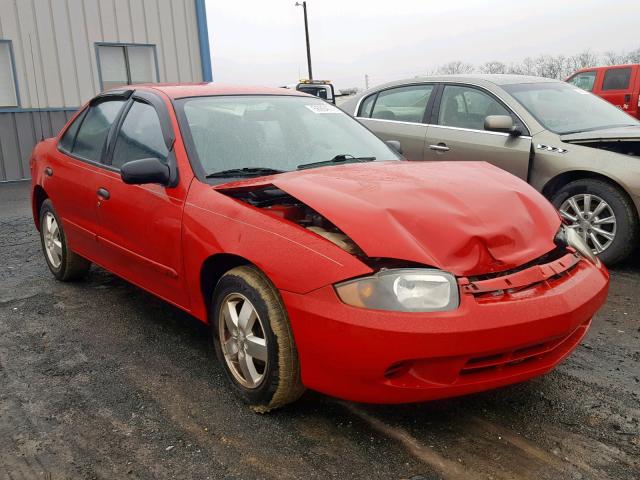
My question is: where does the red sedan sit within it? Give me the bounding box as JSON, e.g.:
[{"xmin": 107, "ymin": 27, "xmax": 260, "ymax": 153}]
[{"xmin": 30, "ymin": 84, "xmax": 609, "ymax": 411}]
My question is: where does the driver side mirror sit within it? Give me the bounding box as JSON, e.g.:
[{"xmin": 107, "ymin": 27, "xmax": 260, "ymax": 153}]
[
  {"xmin": 484, "ymin": 115, "xmax": 521, "ymax": 136},
  {"xmin": 120, "ymin": 158, "xmax": 170, "ymax": 185}
]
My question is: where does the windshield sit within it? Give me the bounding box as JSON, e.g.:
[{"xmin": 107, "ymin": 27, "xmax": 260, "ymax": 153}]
[
  {"xmin": 179, "ymin": 95, "xmax": 400, "ymax": 177},
  {"xmin": 503, "ymin": 82, "xmax": 640, "ymax": 135}
]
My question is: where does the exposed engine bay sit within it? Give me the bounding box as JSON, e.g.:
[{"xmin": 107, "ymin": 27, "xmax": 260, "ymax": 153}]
[
  {"xmin": 567, "ymin": 140, "xmax": 640, "ymax": 156},
  {"xmin": 220, "ymin": 184, "xmax": 428, "ymax": 271},
  {"xmin": 223, "ymin": 185, "xmax": 364, "ymax": 256}
]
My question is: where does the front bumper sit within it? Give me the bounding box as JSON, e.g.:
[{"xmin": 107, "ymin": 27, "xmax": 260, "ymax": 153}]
[{"xmin": 282, "ymin": 258, "xmax": 609, "ymax": 404}]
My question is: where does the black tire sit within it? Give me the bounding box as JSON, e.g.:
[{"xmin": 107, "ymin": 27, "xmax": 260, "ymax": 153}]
[
  {"xmin": 210, "ymin": 265, "xmax": 304, "ymax": 412},
  {"xmin": 39, "ymin": 199, "xmax": 91, "ymax": 281},
  {"xmin": 551, "ymin": 179, "xmax": 639, "ymax": 265}
]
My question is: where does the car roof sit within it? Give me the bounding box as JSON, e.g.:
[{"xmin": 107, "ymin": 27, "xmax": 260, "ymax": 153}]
[
  {"xmin": 129, "ymin": 82, "xmax": 309, "ymax": 99},
  {"xmin": 374, "ymin": 74, "xmax": 559, "ymax": 89}
]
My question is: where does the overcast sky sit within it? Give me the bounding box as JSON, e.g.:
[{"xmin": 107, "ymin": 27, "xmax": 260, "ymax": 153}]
[{"xmin": 205, "ymin": 0, "xmax": 639, "ymax": 90}]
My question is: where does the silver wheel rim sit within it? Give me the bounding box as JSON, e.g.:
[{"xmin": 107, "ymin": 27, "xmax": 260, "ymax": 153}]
[
  {"xmin": 559, "ymin": 193, "xmax": 617, "ymax": 254},
  {"xmin": 218, "ymin": 293, "xmax": 268, "ymax": 389},
  {"xmin": 43, "ymin": 212, "xmax": 63, "ymax": 268}
]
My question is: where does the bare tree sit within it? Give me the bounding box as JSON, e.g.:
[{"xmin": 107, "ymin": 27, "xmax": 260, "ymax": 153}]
[
  {"xmin": 603, "ymin": 51, "xmax": 625, "ymax": 65},
  {"xmin": 437, "ymin": 61, "xmax": 475, "ymax": 75},
  {"xmin": 627, "ymin": 48, "xmax": 640, "ymax": 63},
  {"xmin": 479, "ymin": 61, "xmax": 507, "ymax": 74}
]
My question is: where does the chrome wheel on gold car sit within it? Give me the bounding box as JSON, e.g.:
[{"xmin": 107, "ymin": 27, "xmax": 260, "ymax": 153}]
[{"xmin": 559, "ymin": 193, "xmax": 617, "ymax": 254}]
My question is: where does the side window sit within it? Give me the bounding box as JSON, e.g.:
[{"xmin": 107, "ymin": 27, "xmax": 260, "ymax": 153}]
[
  {"xmin": 72, "ymin": 100, "xmax": 125, "ymax": 162},
  {"xmin": 438, "ymin": 85, "xmax": 511, "ymax": 131},
  {"xmin": 567, "ymin": 71, "xmax": 596, "ymax": 91},
  {"xmin": 371, "ymin": 85, "xmax": 433, "ymax": 123},
  {"xmin": 97, "ymin": 44, "xmax": 158, "ymax": 91},
  {"xmin": 112, "ymin": 101, "xmax": 168, "ymax": 169},
  {"xmin": 58, "ymin": 110, "xmax": 86, "ymax": 152},
  {"xmin": 602, "ymin": 68, "xmax": 632, "ymax": 91},
  {"xmin": 0, "ymin": 40, "xmax": 18, "ymax": 107},
  {"xmin": 358, "ymin": 94, "xmax": 376, "ymax": 118}
]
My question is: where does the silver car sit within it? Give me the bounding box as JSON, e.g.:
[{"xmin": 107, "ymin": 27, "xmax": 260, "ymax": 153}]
[{"xmin": 341, "ymin": 75, "xmax": 640, "ymax": 265}]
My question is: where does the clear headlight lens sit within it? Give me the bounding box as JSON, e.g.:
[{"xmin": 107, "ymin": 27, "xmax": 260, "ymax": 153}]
[
  {"xmin": 556, "ymin": 224, "xmax": 599, "ymax": 265},
  {"xmin": 334, "ymin": 269, "xmax": 459, "ymax": 312}
]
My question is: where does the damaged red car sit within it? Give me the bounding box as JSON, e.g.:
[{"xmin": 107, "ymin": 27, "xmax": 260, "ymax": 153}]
[{"xmin": 30, "ymin": 84, "xmax": 609, "ymax": 411}]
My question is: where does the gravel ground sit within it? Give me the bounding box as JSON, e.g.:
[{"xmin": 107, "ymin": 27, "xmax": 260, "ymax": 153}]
[{"xmin": 1, "ymin": 181, "xmax": 639, "ymax": 480}]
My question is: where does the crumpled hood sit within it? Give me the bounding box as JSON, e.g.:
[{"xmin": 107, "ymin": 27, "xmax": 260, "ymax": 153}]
[
  {"xmin": 561, "ymin": 125, "xmax": 640, "ymax": 143},
  {"xmin": 216, "ymin": 161, "xmax": 561, "ymax": 276}
]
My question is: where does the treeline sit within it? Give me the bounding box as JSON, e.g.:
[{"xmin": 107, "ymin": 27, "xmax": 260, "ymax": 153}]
[{"xmin": 433, "ymin": 47, "xmax": 640, "ymax": 79}]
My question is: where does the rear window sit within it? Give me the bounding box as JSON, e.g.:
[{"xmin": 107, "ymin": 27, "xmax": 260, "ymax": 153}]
[{"xmin": 602, "ymin": 68, "xmax": 632, "ymax": 91}]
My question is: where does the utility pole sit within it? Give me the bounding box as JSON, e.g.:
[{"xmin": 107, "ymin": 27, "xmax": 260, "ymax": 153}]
[
  {"xmin": 295, "ymin": 2, "xmax": 313, "ymax": 80},
  {"xmin": 365, "ymin": 74, "xmax": 369, "ymax": 89}
]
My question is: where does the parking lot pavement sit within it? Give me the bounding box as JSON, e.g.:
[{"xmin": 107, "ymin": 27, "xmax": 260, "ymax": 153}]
[{"xmin": 1, "ymin": 181, "xmax": 639, "ymax": 480}]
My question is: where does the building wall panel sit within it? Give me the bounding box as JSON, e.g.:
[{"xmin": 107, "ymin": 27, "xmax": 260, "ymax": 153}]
[{"xmin": 0, "ymin": 0, "xmax": 208, "ymax": 181}]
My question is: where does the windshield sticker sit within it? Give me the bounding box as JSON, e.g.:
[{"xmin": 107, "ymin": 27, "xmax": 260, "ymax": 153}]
[
  {"xmin": 573, "ymin": 88, "xmax": 589, "ymax": 95},
  {"xmin": 305, "ymin": 104, "xmax": 341, "ymax": 113}
]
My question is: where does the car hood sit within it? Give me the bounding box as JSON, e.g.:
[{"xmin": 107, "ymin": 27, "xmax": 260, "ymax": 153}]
[
  {"xmin": 560, "ymin": 125, "xmax": 640, "ymax": 143},
  {"xmin": 215, "ymin": 161, "xmax": 561, "ymax": 276}
]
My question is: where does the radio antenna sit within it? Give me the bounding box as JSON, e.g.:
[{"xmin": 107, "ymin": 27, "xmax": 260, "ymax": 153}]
[{"xmin": 28, "ymin": 34, "xmax": 45, "ymax": 141}]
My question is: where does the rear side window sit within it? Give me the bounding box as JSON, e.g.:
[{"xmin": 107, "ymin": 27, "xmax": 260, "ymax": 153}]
[
  {"xmin": 72, "ymin": 100, "xmax": 126, "ymax": 162},
  {"xmin": 112, "ymin": 101, "xmax": 168, "ymax": 169},
  {"xmin": 567, "ymin": 71, "xmax": 596, "ymax": 91},
  {"xmin": 370, "ymin": 85, "xmax": 433, "ymax": 123},
  {"xmin": 602, "ymin": 68, "xmax": 632, "ymax": 91},
  {"xmin": 358, "ymin": 94, "xmax": 376, "ymax": 117},
  {"xmin": 58, "ymin": 110, "xmax": 86, "ymax": 152}
]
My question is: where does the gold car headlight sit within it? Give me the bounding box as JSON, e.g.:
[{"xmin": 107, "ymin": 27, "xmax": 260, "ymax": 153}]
[{"xmin": 334, "ymin": 269, "xmax": 459, "ymax": 312}]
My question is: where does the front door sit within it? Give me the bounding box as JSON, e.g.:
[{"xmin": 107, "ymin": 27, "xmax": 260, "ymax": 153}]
[
  {"xmin": 423, "ymin": 84, "xmax": 532, "ymax": 181},
  {"xmin": 47, "ymin": 98, "xmax": 127, "ymax": 261},
  {"xmin": 95, "ymin": 96, "xmax": 190, "ymax": 309}
]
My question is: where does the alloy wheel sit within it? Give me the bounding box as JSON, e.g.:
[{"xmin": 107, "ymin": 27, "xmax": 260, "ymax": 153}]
[
  {"xmin": 559, "ymin": 193, "xmax": 617, "ymax": 254},
  {"xmin": 43, "ymin": 212, "xmax": 63, "ymax": 268},
  {"xmin": 218, "ymin": 293, "xmax": 268, "ymax": 389}
]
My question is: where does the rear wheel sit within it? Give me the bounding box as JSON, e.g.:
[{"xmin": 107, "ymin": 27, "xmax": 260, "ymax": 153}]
[
  {"xmin": 39, "ymin": 199, "xmax": 91, "ymax": 281},
  {"xmin": 552, "ymin": 179, "xmax": 639, "ymax": 265},
  {"xmin": 211, "ymin": 266, "xmax": 304, "ymax": 412}
]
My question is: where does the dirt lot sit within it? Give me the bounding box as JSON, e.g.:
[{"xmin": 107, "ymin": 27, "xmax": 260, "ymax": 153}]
[{"xmin": 1, "ymin": 181, "xmax": 639, "ymax": 480}]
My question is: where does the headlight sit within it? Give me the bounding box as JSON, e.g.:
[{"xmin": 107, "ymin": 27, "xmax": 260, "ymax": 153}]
[
  {"xmin": 334, "ymin": 269, "xmax": 459, "ymax": 312},
  {"xmin": 555, "ymin": 225, "xmax": 599, "ymax": 265}
]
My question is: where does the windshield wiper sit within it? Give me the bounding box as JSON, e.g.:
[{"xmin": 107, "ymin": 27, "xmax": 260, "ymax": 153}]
[
  {"xmin": 297, "ymin": 154, "xmax": 376, "ymax": 170},
  {"xmin": 205, "ymin": 167, "xmax": 285, "ymax": 178}
]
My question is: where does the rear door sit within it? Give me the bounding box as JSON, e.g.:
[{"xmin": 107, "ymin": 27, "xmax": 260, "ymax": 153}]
[
  {"xmin": 45, "ymin": 95, "xmax": 128, "ymax": 261},
  {"xmin": 423, "ymin": 84, "xmax": 532, "ymax": 180},
  {"xmin": 599, "ymin": 66, "xmax": 635, "ymax": 116},
  {"xmin": 94, "ymin": 91, "xmax": 190, "ymax": 309},
  {"xmin": 355, "ymin": 84, "xmax": 435, "ymax": 160}
]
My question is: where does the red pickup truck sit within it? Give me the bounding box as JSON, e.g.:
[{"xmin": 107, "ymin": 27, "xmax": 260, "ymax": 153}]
[{"xmin": 567, "ymin": 64, "xmax": 640, "ymax": 119}]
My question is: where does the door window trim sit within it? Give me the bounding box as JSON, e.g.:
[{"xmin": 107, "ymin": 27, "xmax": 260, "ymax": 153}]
[
  {"xmin": 355, "ymin": 82, "xmax": 438, "ymax": 125},
  {"xmin": 56, "ymin": 89, "xmax": 179, "ymax": 185},
  {"xmin": 432, "ymin": 83, "xmax": 531, "ymax": 137},
  {"xmin": 56, "ymin": 94, "xmax": 131, "ymax": 171}
]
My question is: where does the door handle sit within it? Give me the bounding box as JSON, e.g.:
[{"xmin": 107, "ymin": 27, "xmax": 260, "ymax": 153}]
[
  {"xmin": 97, "ymin": 188, "xmax": 110, "ymax": 200},
  {"xmin": 44, "ymin": 167, "xmax": 53, "ymax": 177},
  {"xmin": 429, "ymin": 144, "xmax": 450, "ymax": 152}
]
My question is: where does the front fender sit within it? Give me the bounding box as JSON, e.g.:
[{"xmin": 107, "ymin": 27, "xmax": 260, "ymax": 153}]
[{"xmin": 182, "ymin": 181, "xmax": 372, "ymax": 322}]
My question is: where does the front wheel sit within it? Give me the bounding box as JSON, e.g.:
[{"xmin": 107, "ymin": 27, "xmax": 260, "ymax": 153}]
[
  {"xmin": 211, "ymin": 266, "xmax": 304, "ymax": 412},
  {"xmin": 39, "ymin": 199, "xmax": 91, "ymax": 281},
  {"xmin": 552, "ymin": 179, "xmax": 639, "ymax": 265}
]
